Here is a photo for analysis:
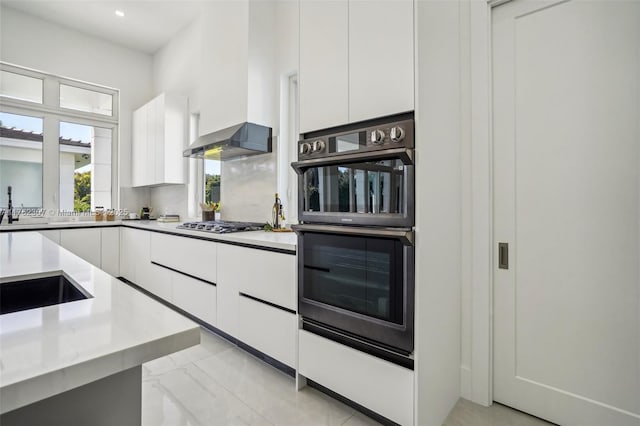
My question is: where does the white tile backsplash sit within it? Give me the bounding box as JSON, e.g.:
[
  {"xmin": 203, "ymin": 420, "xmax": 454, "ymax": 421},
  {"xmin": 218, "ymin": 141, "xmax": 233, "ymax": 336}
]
[{"xmin": 150, "ymin": 184, "xmax": 188, "ymax": 219}]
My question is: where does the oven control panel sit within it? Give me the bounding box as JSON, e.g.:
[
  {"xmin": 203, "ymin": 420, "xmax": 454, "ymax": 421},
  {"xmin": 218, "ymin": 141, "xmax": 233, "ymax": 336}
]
[{"xmin": 297, "ymin": 115, "xmax": 414, "ymax": 160}]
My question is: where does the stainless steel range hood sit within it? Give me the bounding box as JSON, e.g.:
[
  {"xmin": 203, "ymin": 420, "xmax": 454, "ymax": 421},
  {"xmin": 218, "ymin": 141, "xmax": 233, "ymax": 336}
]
[{"xmin": 183, "ymin": 122, "xmax": 272, "ymax": 160}]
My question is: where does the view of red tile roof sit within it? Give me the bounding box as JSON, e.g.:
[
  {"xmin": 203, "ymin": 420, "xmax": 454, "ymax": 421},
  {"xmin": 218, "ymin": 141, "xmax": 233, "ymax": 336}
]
[{"xmin": 0, "ymin": 126, "xmax": 91, "ymax": 148}]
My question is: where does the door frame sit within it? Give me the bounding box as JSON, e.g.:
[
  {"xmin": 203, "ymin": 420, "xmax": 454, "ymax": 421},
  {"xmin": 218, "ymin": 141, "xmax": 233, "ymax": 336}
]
[{"xmin": 467, "ymin": 0, "xmax": 512, "ymax": 407}]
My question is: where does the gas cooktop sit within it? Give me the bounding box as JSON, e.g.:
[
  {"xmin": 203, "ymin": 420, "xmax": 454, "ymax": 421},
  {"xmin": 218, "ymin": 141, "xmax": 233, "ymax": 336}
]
[{"xmin": 177, "ymin": 220, "xmax": 265, "ymax": 234}]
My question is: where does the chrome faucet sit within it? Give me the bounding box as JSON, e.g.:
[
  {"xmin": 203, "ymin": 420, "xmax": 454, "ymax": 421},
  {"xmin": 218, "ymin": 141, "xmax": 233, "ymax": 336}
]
[{"xmin": 7, "ymin": 186, "xmax": 18, "ymax": 224}]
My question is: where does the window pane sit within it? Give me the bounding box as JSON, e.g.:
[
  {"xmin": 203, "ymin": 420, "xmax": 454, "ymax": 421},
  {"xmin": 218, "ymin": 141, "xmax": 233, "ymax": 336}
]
[
  {"xmin": 204, "ymin": 159, "xmax": 221, "ymax": 204},
  {"xmin": 59, "ymin": 121, "xmax": 111, "ymax": 212},
  {"xmin": 60, "ymin": 84, "xmax": 113, "ymax": 116},
  {"xmin": 0, "ymin": 71, "xmax": 43, "ymax": 104},
  {"xmin": 0, "ymin": 112, "xmax": 43, "ymax": 209}
]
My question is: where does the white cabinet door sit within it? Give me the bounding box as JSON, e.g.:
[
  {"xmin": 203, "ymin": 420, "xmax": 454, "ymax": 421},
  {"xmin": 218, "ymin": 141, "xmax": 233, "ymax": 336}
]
[
  {"xmin": 348, "ymin": 0, "xmax": 414, "ymax": 122},
  {"xmin": 150, "ymin": 233, "xmax": 217, "ymax": 284},
  {"xmin": 149, "ymin": 94, "xmax": 164, "ymax": 184},
  {"xmin": 39, "ymin": 230, "xmax": 60, "ymax": 244},
  {"xmin": 299, "ymin": 0, "xmax": 349, "ymax": 133},
  {"xmin": 147, "ymin": 262, "xmax": 172, "ymax": 301},
  {"xmin": 132, "ymin": 93, "xmax": 186, "ymax": 187},
  {"xmin": 299, "ymin": 330, "xmax": 414, "ymax": 426},
  {"xmin": 120, "ymin": 227, "xmax": 151, "ymax": 288},
  {"xmin": 172, "ymin": 272, "xmax": 217, "ymax": 326},
  {"xmin": 59, "ymin": 228, "xmax": 101, "ymax": 267},
  {"xmin": 131, "ymin": 107, "xmax": 147, "ymax": 187},
  {"xmin": 100, "ymin": 227, "xmax": 120, "ymax": 277},
  {"xmin": 221, "ymin": 244, "xmax": 296, "ymax": 311},
  {"xmin": 163, "ymin": 94, "xmax": 187, "ymax": 184},
  {"xmin": 217, "ymin": 243, "xmax": 297, "ymax": 367},
  {"xmin": 119, "ymin": 227, "xmax": 135, "ymax": 281},
  {"xmin": 216, "ymin": 244, "xmax": 239, "ymax": 336},
  {"xmin": 493, "ymin": 2, "xmax": 640, "ymax": 425},
  {"xmin": 131, "ymin": 228, "xmax": 152, "ymax": 291},
  {"xmin": 237, "ymin": 294, "xmax": 297, "ymax": 368}
]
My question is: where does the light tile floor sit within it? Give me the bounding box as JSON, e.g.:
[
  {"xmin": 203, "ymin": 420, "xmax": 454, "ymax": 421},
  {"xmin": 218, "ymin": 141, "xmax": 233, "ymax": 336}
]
[
  {"xmin": 143, "ymin": 327, "xmax": 555, "ymax": 426},
  {"xmin": 443, "ymin": 398, "xmax": 555, "ymax": 426},
  {"xmin": 142, "ymin": 327, "xmax": 381, "ymax": 426}
]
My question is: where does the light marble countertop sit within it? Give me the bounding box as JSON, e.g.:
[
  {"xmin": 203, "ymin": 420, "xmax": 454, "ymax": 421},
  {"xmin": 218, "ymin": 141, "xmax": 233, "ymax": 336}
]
[
  {"xmin": 124, "ymin": 221, "xmax": 297, "ymax": 253},
  {"xmin": 0, "ymin": 232, "xmax": 200, "ymax": 414},
  {"xmin": 0, "ymin": 219, "xmax": 297, "ymax": 252},
  {"xmin": 0, "ymin": 219, "xmax": 122, "ymax": 230}
]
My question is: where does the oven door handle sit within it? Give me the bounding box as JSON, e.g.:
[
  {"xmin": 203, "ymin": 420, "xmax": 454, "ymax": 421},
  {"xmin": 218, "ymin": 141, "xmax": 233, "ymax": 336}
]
[
  {"xmin": 292, "ymin": 224, "xmax": 414, "ymax": 246},
  {"xmin": 290, "ymin": 147, "xmax": 414, "ymax": 175}
]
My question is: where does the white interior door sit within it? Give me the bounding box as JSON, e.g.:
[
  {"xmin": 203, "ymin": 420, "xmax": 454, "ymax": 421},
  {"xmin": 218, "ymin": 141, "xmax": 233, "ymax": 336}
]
[{"xmin": 492, "ymin": 1, "xmax": 640, "ymax": 425}]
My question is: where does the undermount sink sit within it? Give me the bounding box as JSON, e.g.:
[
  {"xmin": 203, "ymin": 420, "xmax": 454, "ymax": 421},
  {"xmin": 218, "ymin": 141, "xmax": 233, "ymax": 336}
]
[{"xmin": 0, "ymin": 272, "xmax": 91, "ymax": 315}]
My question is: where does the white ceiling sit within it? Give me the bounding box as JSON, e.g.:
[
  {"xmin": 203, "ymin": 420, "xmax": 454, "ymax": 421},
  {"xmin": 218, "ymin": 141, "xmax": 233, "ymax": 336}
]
[{"xmin": 2, "ymin": 0, "xmax": 205, "ymax": 54}]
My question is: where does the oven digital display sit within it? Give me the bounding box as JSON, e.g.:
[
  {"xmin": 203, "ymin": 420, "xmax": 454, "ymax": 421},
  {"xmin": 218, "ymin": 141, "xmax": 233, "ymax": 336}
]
[{"xmin": 334, "ymin": 132, "xmax": 361, "ymax": 153}]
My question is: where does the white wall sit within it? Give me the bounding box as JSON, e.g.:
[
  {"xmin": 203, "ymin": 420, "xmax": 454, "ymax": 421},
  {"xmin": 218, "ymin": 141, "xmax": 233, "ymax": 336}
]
[
  {"xmin": 0, "ymin": 6, "xmax": 153, "ymax": 214},
  {"xmin": 414, "ymin": 1, "xmax": 464, "ymax": 424},
  {"xmin": 151, "ymin": 0, "xmax": 298, "ymax": 223}
]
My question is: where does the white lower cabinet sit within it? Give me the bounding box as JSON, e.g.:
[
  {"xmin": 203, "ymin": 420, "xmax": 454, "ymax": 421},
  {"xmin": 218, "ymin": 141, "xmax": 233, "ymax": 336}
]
[
  {"xmin": 299, "ymin": 330, "xmax": 414, "ymax": 426},
  {"xmin": 216, "ymin": 244, "xmax": 241, "ymax": 337},
  {"xmin": 147, "ymin": 262, "xmax": 172, "ymax": 301},
  {"xmin": 123, "ymin": 228, "xmax": 296, "ymax": 369},
  {"xmin": 100, "ymin": 227, "xmax": 120, "ymax": 277},
  {"xmin": 172, "ymin": 272, "xmax": 217, "ymax": 326},
  {"xmin": 223, "ymin": 244, "xmax": 296, "ymax": 311},
  {"xmin": 44, "ymin": 227, "xmax": 119, "ymax": 275},
  {"xmin": 39, "ymin": 230, "xmax": 60, "ymax": 244},
  {"xmin": 59, "ymin": 228, "xmax": 102, "ymax": 267},
  {"xmin": 119, "ymin": 227, "xmax": 151, "ymax": 287},
  {"xmin": 150, "ymin": 232, "xmax": 217, "ymax": 284},
  {"xmin": 216, "ymin": 243, "xmax": 298, "ymax": 368},
  {"xmin": 237, "ymin": 294, "xmax": 297, "ymax": 368}
]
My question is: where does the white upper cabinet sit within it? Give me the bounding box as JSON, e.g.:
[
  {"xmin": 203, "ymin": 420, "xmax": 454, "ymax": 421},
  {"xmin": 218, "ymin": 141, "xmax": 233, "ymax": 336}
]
[
  {"xmin": 348, "ymin": 0, "xmax": 414, "ymax": 123},
  {"xmin": 132, "ymin": 93, "xmax": 187, "ymax": 187},
  {"xmin": 299, "ymin": 0, "xmax": 349, "ymax": 133},
  {"xmin": 131, "ymin": 107, "xmax": 146, "ymax": 187},
  {"xmin": 299, "ymin": 0, "xmax": 414, "ymax": 133}
]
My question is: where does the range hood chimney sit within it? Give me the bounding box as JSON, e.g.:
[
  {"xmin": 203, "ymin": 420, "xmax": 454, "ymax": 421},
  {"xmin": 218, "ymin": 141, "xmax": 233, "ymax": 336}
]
[{"xmin": 183, "ymin": 122, "xmax": 272, "ymax": 160}]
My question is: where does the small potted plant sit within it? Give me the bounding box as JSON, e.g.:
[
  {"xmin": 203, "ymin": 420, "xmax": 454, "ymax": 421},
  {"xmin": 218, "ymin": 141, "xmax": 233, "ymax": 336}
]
[{"xmin": 200, "ymin": 202, "xmax": 221, "ymax": 222}]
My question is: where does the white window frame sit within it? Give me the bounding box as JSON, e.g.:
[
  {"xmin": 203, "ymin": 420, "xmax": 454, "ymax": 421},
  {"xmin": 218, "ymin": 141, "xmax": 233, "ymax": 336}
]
[{"xmin": 0, "ymin": 62, "xmax": 119, "ymax": 212}]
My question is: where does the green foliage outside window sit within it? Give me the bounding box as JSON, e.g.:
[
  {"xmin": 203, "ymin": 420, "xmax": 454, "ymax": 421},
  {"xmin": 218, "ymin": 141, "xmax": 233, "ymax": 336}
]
[
  {"xmin": 74, "ymin": 171, "xmax": 91, "ymax": 212},
  {"xmin": 205, "ymin": 173, "xmax": 220, "ymax": 203}
]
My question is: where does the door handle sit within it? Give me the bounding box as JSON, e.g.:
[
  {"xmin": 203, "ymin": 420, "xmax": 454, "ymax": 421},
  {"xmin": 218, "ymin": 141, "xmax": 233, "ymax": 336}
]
[{"xmin": 498, "ymin": 242, "xmax": 509, "ymax": 269}]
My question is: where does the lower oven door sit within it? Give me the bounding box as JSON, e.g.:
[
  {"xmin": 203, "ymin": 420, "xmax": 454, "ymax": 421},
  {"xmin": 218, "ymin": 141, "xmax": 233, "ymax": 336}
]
[{"xmin": 294, "ymin": 224, "xmax": 414, "ymax": 355}]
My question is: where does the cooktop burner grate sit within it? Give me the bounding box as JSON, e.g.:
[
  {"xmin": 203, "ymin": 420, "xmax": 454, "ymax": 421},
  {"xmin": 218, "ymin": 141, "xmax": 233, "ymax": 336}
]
[{"xmin": 177, "ymin": 220, "xmax": 265, "ymax": 234}]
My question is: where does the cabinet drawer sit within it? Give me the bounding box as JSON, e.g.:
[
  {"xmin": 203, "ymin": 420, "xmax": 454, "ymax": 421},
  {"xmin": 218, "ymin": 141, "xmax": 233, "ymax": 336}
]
[
  {"xmin": 150, "ymin": 233, "xmax": 217, "ymax": 284},
  {"xmin": 299, "ymin": 330, "xmax": 414, "ymax": 426},
  {"xmin": 237, "ymin": 294, "xmax": 297, "ymax": 368},
  {"xmin": 172, "ymin": 272, "xmax": 217, "ymax": 326},
  {"xmin": 221, "ymin": 244, "xmax": 296, "ymax": 311},
  {"xmin": 146, "ymin": 262, "xmax": 172, "ymax": 301}
]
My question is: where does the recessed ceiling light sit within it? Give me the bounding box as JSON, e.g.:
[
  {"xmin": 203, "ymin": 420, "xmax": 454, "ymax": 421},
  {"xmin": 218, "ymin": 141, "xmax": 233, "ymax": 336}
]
[{"xmin": 115, "ymin": 10, "xmax": 125, "ymax": 17}]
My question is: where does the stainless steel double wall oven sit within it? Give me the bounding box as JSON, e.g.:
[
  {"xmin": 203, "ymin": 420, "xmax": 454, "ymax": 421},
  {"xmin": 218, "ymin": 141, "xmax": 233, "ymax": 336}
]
[{"xmin": 292, "ymin": 113, "xmax": 415, "ymax": 366}]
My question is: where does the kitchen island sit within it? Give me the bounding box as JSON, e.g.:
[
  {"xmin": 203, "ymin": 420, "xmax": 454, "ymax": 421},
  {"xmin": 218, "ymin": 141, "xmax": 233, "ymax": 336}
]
[{"xmin": 0, "ymin": 232, "xmax": 200, "ymax": 426}]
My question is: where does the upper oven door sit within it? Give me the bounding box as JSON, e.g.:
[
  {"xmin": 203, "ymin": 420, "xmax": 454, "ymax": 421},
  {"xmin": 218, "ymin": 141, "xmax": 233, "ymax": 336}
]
[{"xmin": 291, "ymin": 148, "xmax": 414, "ymax": 227}]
